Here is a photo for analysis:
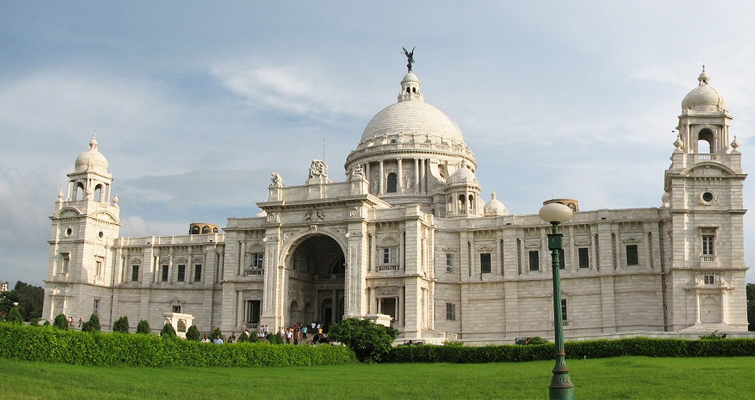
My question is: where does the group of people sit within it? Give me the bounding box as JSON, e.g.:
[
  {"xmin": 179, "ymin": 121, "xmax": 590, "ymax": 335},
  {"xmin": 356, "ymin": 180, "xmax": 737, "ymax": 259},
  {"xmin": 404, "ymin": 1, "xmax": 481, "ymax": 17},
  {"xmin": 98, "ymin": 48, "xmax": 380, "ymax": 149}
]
[{"xmin": 274, "ymin": 321, "xmax": 328, "ymax": 345}]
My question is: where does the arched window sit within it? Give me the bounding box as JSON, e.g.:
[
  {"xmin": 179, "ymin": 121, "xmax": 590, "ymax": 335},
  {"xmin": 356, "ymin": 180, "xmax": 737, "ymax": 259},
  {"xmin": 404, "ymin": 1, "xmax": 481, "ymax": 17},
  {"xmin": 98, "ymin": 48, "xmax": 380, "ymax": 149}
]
[
  {"xmin": 387, "ymin": 173, "xmax": 398, "ymax": 193},
  {"xmin": 458, "ymin": 194, "xmax": 466, "ymax": 214},
  {"xmin": 75, "ymin": 182, "xmax": 85, "ymax": 201},
  {"xmin": 94, "ymin": 184, "xmax": 102, "ymax": 202},
  {"xmin": 698, "ymin": 128, "xmax": 714, "ymax": 153},
  {"xmin": 468, "ymin": 194, "xmax": 475, "ymax": 212},
  {"xmin": 201, "ymin": 226, "xmax": 210, "ymax": 234},
  {"xmin": 213, "ymin": 227, "xmax": 219, "ymax": 233},
  {"xmin": 191, "ymin": 226, "xmax": 200, "ymax": 234}
]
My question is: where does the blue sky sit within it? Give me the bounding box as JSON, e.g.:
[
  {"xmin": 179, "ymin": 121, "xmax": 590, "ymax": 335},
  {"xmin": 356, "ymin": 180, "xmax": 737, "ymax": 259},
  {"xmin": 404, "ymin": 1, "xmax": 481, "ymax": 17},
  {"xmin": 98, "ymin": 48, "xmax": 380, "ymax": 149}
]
[{"xmin": 2, "ymin": 1, "xmax": 755, "ymax": 286}]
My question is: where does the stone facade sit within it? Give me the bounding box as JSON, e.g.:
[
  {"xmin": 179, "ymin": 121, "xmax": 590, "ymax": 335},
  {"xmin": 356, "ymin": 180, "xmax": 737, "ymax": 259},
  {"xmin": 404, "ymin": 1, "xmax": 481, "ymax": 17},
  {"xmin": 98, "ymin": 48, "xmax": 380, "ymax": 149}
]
[{"xmin": 42, "ymin": 66, "xmax": 749, "ymax": 343}]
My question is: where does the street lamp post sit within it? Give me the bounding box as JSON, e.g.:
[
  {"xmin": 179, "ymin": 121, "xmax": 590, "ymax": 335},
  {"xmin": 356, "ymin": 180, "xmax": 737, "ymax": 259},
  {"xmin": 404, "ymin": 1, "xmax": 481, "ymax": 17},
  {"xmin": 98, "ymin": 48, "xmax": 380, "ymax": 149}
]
[{"xmin": 539, "ymin": 202, "xmax": 574, "ymax": 400}]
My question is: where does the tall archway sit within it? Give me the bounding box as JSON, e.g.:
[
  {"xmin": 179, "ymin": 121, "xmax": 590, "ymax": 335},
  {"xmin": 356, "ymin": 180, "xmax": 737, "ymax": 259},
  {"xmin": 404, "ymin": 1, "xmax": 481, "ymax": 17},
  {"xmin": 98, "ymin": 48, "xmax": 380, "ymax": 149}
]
[{"xmin": 286, "ymin": 234, "xmax": 345, "ymax": 330}]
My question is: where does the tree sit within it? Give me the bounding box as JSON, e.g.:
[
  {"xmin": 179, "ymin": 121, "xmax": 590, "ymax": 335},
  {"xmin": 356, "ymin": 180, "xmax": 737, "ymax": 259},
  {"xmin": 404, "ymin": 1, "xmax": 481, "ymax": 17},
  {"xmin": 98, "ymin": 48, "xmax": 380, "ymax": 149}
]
[
  {"xmin": 0, "ymin": 281, "xmax": 44, "ymax": 321},
  {"xmin": 82, "ymin": 314, "xmax": 101, "ymax": 332},
  {"xmin": 136, "ymin": 320, "xmax": 151, "ymax": 334},
  {"xmin": 747, "ymin": 283, "xmax": 754, "ymax": 331},
  {"xmin": 328, "ymin": 318, "xmax": 399, "ymax": 363},
  {"xmin": 160, "ymin": 323, "xmax": 177, "ymax": 339},
  {"xmin": 185, "ymin": 325, "xmax": 201, "ymax": 341},
  {"xmin": 112, "ymin": 316, "xmax": 130, "ymax": 333},
  {"xmin": 53, "ymin": 313, "xmax": 69, "ymax": 330},
  {"xmin": 6, "ymin": 306, "xmax": 22, "ymax": 324},
  {"xmin": 211, "ymin": 327, "xmax": 223, "ymax": 341}
]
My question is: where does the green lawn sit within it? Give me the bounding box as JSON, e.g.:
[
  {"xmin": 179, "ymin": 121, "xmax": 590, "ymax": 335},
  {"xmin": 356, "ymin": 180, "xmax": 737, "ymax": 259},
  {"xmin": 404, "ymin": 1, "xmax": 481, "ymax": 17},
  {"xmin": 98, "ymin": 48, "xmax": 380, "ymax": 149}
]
[{"xmin": 0, "ymin": 356, "xmax": 753, "ymax": 399}]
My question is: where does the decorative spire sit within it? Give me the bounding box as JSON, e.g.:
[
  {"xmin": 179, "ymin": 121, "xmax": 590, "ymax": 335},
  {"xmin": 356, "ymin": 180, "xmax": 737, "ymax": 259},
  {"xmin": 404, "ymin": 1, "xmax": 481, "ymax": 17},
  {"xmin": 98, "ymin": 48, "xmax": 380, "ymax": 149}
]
[{"xmin": 698, "ymin": 65, "xmax": 710, "ymax": 85}]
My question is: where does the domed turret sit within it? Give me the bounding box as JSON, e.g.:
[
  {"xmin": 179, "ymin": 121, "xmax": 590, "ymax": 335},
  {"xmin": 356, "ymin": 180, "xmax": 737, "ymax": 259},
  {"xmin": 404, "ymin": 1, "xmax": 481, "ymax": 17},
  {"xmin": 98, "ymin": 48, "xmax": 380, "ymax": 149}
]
[
  {"xmin": 484, "ymin": 191, "xmax": 508, "ymax": 216},
  {"xmin": 681, "ymin": 67, "xmax": 727, "ymax": 113},
  {"xmin": 74, "ymin": 136, "xmax": 109, "ymax": 174}
]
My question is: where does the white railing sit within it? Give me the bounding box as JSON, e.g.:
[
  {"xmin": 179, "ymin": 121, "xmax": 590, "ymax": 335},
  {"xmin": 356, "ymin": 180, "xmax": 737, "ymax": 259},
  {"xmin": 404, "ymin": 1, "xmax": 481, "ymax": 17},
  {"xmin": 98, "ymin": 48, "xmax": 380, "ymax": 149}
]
[{"xmin": 377, "ymin": 265, "xmax": 399, "ymax": 272}]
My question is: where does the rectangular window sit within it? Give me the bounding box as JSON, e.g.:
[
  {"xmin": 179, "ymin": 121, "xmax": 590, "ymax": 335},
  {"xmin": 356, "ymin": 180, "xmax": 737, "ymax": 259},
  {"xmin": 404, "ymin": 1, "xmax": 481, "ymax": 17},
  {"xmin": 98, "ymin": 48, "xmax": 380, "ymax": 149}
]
[
  {"xmin": 161, "ymin": 265, "xmax": 169, "ymax": 282},
  {"xmin": 561, "ymin": 299, "xmax": 568, "ymax": 322},
  {"xmin": 702, "ymin": 235, "xmax": 715, "ymax": 256},
  {"xmin": 194, "ymin": 264, "xmax": 202, "ymax": 282},
  {"xmin": 626, "ymin": 245, "xmax": 639, "ymax": 266},
  {"xmin": 445, "ymin": 302, "xmax": 456, "ymax": 321},
  {"xmin": 131, "ymin": 265, "xmax": 139, "ymax": 282},
  {"xmin": 95, "ymin": 260, "xmax": 103, "ymax": 277},
  {"xmin": 251, "ymin": 253, "xmax": 264, "ymax": 269},
  {"xmin": 246, "ymin": 300, "xmax": 261, "ymax": 323},
  {"xmin": 172, "ymin": 305, "xmax": 181, "ymax": 313},
  {"xmin": 578, "ymin": 248, "xmax": 590, "ymax": 269},
  {"xmin": 445, "ymin": 253, "xmax": 454, "ymax": 273},
  {"xmin": 480, "ymin": 253, "xmax": 491, "ymax": 273},
  {"xmin": 93, "ymin": 299, "xmax": 100, "ymax": 315},
  {"xmin": 382, "ymin": 247, "xmax": 398, "ymax": 265},
  {"xmin": 61, "ymin": 253, "xmax": 70, "ymax": 274},
  {"xmin": 177, "ymin": 265, "xmax": 186, "ymax": 282},
  {"xmin": 528, "ymin": 250, "xmax": 540, "ymax": 271},
  {"xmin": 704, "ymin": 274, "xmax": 716, "ymax": 285},
  {"xmin": 557, "ymin": 249, "xmax": 565, "ymax": 270}
]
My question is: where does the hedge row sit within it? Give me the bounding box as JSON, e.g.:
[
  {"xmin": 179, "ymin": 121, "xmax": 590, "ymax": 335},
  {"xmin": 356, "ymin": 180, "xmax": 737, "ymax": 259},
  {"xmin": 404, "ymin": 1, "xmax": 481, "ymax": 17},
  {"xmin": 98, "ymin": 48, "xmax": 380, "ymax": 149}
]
[
  {"xmin": 0, "ymin": 323, "xmax": 357, "ymax": 367},
  {"xmin": 384, "ymin": 337, "xmax": 755, "ymax": 363}
]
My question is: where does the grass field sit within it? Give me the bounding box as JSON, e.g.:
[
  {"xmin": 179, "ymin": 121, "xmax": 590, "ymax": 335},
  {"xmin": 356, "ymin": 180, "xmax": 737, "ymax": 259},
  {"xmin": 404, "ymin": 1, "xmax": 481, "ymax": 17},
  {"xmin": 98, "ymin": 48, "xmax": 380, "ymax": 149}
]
[{"xmin": 0, "ymin": 356, "xmax": 753, "ymax": 399}]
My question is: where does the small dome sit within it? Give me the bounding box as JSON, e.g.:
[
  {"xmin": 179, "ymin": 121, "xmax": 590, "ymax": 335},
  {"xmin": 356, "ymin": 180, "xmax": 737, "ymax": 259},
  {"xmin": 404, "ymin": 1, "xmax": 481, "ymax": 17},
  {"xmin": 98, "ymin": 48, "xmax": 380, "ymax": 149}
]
[
  {"xmin": 681, "ymin": 67, "xmax": 726, "ymax": 112},
  {"xmin": 484, "ymin": 192, "xmax": 508, "ymax": 216},
  {"xmin": 254, "ymin": 209, "xmax": 268, "ymax": 218},
  {"xmin": 74, "ymin": 136, "xmax": 109, "ymax": 173},
  {"xmin": 402, "ymin": 72, "xmax": 420, "ymax": 83},
  {"xmin": 449, "ymin": 163, "xmax": 477, "ymax": 183}
]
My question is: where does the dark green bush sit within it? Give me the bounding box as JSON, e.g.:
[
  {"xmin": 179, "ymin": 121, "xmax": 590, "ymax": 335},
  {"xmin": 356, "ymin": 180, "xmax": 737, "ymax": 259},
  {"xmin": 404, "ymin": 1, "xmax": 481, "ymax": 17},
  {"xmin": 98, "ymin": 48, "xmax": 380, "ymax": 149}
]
[
  {"xmin": 328, "ymin": 318, "xmax": 399, "ymax": 363},
  {"xmin": 53, "ymin": 314, "xmax": 68, "ymax": 330},
  {"xmin": 266, "ymin": 333, "xmax": 283, "ymax": 345},
  {"xmin": 6, "ymin": 307, "xmax": 22, "ymax": 324},
  {"xmin": 81, "ymin": 314, "xmax": 101, "ymax": 333},
  {"xmin": 136, "ymin": 320, "xmax": 151, "ymax": 334},
  {"xmin": 42, "ymin": 321, "xmax": 50, "ymax": 327},
  {"xmin": 0, "ymin": 323, "xmax": 357, "ymax": 367},
  {"xmin": 186, "ymin": 325, "xmax": 201, "ymax": 341},
  {"xmin": 211, "ymin": 327, "xmax": 223, "ymax": 341},
  {"xmin": 112, "ymin": 316, "xmax": 129, "ymax": 333},
  {"xmin": 160, "ymin": 323, "xmax": 177, "ymax": 339},
  {"xmin": 29, "ymin": 318, "xmax": 39, "ymax": 327},
  {"xmin": 238, "ymin": 331, "xmax": 249, "ymax": 342}
]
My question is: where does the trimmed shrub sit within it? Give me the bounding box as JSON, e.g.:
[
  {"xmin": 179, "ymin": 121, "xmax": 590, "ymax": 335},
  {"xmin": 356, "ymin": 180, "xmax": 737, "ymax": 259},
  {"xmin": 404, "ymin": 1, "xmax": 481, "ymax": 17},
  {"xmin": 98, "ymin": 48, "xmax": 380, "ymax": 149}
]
[
  {"xmin": 328, "ymin": 318, "xmax": 399, "ymax": 363},
  {"xmin": 211, "ymin": 327, "xmax": 223, "ymax": 341},
  {"xmin": 266, "ymin": 333, "xmax": 283, "ymax": 345},
  {"xmin": 81, "ymin": 314, "xmax": 101, "ymax": 333},
  {"xmin": 160, "ymin": 323, "xmax": 177, "ymax": 339},
  {"xmin": 186, "ymin": 325, "xmax": 201, "ymax": 341},
  {"xmin": 42, "ymin": 321, "xmax": 50, "ymax": 327},
  {"xmin": 238, "ymin": 331, "xmax": 249, "ymax": 343},
  {"xmin": 0, "ymin": 323, "xmax": 358, "ymax": 367},
  {"xmin": 136, "ymin": 320, "xmax": 151, "ymax": 334},
  {"xmin": 29, "ymin": 318, "xmax": 39, "ymax": 327},
  {"xmin": 112, "ymin": 316, "xmax": 129, "ymax": 333},
  {"xmin": 6, "ymin": 307, "xmax": 22, "ymax": 324},
  {"xmin": 53, "ymin": 314, "xmax": 69, "ymax": 330},
  {"xmin": 248, "ymin": 332, "xmax": 259, "ymax": 343}
]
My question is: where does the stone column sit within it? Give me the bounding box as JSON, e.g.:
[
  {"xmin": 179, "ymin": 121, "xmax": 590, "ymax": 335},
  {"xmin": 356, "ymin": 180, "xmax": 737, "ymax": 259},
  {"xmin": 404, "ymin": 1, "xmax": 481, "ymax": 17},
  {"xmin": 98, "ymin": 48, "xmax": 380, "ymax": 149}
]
[
  {"xmin": 379, "ymin": 160, "xmax": 384, "ymax": 195},
  {"xmin": 397, "ymin": 158, "xmax": 403, "ymax": 193},
  {"xmin": 414, "ymin": 158, "xmax": 420, "ymax": 195}
]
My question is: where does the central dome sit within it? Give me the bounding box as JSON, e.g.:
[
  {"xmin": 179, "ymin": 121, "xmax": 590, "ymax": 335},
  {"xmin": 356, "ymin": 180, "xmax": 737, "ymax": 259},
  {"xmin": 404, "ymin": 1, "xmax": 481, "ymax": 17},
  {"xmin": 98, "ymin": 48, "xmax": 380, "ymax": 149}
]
[
  {"xmin": 74, "ymin": 136, "xmax": 109, "ymax": 174},
  {"xmin": 681, "ymin": 68, "xmax": 727, "ymax": 112},
  {"xmin": 359, "ymin": 100, "xmax": 464, "ymax": 144}
]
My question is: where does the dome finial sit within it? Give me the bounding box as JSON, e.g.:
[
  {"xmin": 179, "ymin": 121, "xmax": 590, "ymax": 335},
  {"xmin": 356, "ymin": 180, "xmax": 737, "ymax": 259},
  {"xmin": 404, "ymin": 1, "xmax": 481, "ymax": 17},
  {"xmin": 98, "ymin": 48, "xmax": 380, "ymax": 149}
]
[
  {"xmin": 89, "ymin": 134, "xmax": 98, "ymax": 149},
  {"xmin": 402, "ymin": 47, "xmax": 415, "ymax": 73},
  {"xmin": 698, "ymin": 65, "xmax": 710, "ymax": 85}
]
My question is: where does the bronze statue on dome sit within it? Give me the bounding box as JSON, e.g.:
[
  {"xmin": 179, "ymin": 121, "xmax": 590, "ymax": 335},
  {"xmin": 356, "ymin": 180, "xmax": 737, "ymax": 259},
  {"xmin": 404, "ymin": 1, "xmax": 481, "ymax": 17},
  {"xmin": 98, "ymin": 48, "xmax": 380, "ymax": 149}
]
[{"xmin": 402, "ymin": 47, "xmax": 415, "ymax": 72}]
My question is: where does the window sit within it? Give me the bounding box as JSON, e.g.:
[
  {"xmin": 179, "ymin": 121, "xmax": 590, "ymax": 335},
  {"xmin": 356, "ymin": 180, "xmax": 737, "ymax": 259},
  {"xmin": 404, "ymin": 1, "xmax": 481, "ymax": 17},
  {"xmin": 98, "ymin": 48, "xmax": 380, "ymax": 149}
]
[
  {"xmin": 704, "ymin": 274, "xmax": 716, "ymax": 285},
  {"xmin": 446, "ymin": 303, "xmax": 456, "ymax": 321},
  {"xmin": 557, "ymin": 249, "xmax": 565, "ymax": 270},
  {"xmin": 251, "ymin": 253, "xmax": 264, "ymax": 269},
  {"xmin": 191, "ymin": 226, "xmax": 200, "ymax": 234},
  {"xmin": 177, "ymin": 265, "xmax": 186, "ymax": 282},
  {"xmin": 93, "ymin": 299, "xmax": 100, "ymax": 315},
  {"xmin": 245, "ymin": 300, "xmax": 261, "ymax": 324},
  {"xmin": 386, "ymin": 173, "xmax": 398, "ymax": 193},
  {"xmin": 131, "ymin": 265, "xmax": 139, "ymax": 282},
  {"xmin": 60, "ymin": 253, "xmax": 70, "ymax": 274},
  {"xmin": 561, "ymin": 299, "xmax": 568, "ymax": 322},
  {"xmin": 480, "ymin": 253, "xmax": 491, "ymax": 273},
  {"xmin": 172, "ymin": 305, "xmax": 182, "ymax": 313},
  {"xmin": 578, "ymin": 248, "xmax": 589, "ymax": 269},
  {"xmin": 528, "ymin": 251, "xmax": 539, "ymax": 271},
  {"xmin": 194, "ymin": 264, "xmax": 202, "ymax": 282},
  {"xmin": 626, "ymin": 245, "xmax": 639, "ymax": 266},
  {"xmin": 702, "ymin": 234, "xmax": 715, "ymax": 256},
  {"xmin": 161, "ymin": 265, "xmax": 169, "ymax": 282},
  {"xmin": 201, "ymin": 226, "xmax": 210, "ymax": 234},
  {"xmin": 382, "ymin": 247, "xmax": 398, "ymax": 265},
  {"xmin": 95, "ymin": 260, "xmax": 102, "ymax": 277},
  {"xmin": 445, "ymin": 253, "xmax": 454, "ymax": 273}
]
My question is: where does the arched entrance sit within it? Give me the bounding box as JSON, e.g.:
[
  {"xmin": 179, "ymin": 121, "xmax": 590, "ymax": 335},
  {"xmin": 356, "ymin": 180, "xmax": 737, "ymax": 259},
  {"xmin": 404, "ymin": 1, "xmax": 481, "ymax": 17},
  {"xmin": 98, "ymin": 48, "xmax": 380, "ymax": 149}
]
[{"xmin": 287, "ymin": 234, "xmax": 345, "ymax": 330}]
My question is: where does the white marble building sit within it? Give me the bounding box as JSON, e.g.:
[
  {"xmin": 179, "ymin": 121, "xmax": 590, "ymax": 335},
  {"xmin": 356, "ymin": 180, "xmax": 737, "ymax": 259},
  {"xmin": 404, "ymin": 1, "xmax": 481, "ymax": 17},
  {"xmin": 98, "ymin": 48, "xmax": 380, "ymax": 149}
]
[{"xmin": 43, "ymin": 65, "xmax": 749, "ymax": 343}]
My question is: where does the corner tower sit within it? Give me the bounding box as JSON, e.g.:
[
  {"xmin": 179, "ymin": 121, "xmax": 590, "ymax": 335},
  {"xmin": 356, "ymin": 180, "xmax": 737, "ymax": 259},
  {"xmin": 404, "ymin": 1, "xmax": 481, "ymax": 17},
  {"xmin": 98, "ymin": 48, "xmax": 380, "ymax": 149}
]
[
  {"xmin": 43, "ymin": 136, "xmax": 121, "ymax": 324},
  {"xmin": 662, "ymin": 68, "xmax": 748, "ymax": 331}
]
